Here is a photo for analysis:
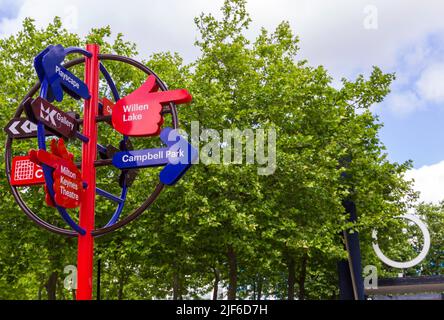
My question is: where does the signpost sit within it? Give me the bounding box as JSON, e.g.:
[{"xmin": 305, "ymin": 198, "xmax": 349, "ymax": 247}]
[
  {"xmin": 29, "ymin": 139, "xmax": 82, "ymax": 209},
  {"xmin": 100, "ymin": 97, "xmax": 114, "ymax": 116},
  {"xmin": 29, "ymin": 97, "xmax": 78, "ymax": 139},
  {"xmin": 34, "ymin": 44, "xmax": 90, "ymax": 102},
  {"xmin": 10, "ymin": 156, "xmax": 44, "ymax": 186},
  {"xmin": 111, "ymin": 75, "xmax": 192, "ymax": 136},
  {"xmin": 5, "ymin": 43, "xmax": 197, "ymax": 300},
  {"xmin": 4, "ymin": 118, "xmax": 41, "ymax": 139}
]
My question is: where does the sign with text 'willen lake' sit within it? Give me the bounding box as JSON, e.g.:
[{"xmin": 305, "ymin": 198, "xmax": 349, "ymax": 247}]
[{"xmin": 112, "ymin": 75, "xmax": 192, "ymax": 137}]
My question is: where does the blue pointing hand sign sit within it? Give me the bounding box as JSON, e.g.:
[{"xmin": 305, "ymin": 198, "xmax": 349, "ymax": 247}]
[
  {"xmin": 34, "ymin": 45, "xmax": 90, "ymax": 102},
  {"xmin": 112, "ymin": 128, "xmax": 198, "ymax": 186},
  {"xmin": 159, "ymin": 128, "xmax": 198, "ymax": 185},
  {"xmin": 34, "ymin": 46, "xmax": 56, "ymax": 102}
]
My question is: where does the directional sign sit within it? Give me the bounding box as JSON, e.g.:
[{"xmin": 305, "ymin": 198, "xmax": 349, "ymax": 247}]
[
  {"xmin": 112, "ymin": 75, "xmax": 192, "ymax": 137},
  {"xmin": 112, "ymin": 128, "xmax": 197, "ymax": 185},
  {"xmin": 34, "ymin": 45, "xmax": 90, "ymax": 102},
  {"xmin": 52, "ymin": 160, "xmax": 83, "ymax": 208},
  {"xmin": 34, "ymin": 46, "xmax": 56, "ymax": 102},
  {"xmin": 101, "ymin": 97, "xmax": 114, "ymax": 116},
  {"xmin": 10, "ymin": 156, "xmax": 45, "ymax": 186},
  {"xmin": 112, "ymin": 148, "xmax": 173, "ymax": 169},
  {"xmin": 30, "ymin": 97, "xmax": 78, "ymax": 138},
  {"xmin": 4, "ymin": 118, "xmax": 41, "ymax": 139},
  {"xmin": 29, "ymin": 139, "xmax": 82, "ymax": 208},
  {"xmin": 159, "ymin": 128, "xmax": 198, "ymax": 186}
]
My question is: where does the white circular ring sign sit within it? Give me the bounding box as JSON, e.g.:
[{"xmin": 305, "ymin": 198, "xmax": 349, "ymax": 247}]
[{"xmin": 372, "ymin": 214, "xmax": 431, "ymax": 269}]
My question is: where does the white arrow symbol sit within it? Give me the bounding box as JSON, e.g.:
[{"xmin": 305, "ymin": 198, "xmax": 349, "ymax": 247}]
[
  {"xmin": 21, "ymin": 120, "xmax": 37, "ymax": 134},
  {"xmin": 9, "ymin": 121, "xmax": 20, "ymax": 135}
]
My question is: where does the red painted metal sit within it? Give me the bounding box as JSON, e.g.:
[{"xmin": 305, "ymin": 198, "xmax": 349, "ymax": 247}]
[
  {"xmin": 76, "ymin": 44, "xmax": 100, "ymax": 300},
  {"xmin": 29, "ymin": 139, "xmax": 82, "ymax": 209},
  {"xmin": 10, "ymin": 155, "xmax": 45, "ymax": 186},
  {"xmin": 101, "ymin": 97, "xmax": 114, "ymax": 116},
  {"xmin": 112, "ymin": 75, "xmax": 191, "ymax": 137}
]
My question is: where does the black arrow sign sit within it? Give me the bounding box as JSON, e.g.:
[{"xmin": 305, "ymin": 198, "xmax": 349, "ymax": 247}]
[{"xmin": 4, "ymin": 118, "xmax": 53, "ymax": 139}]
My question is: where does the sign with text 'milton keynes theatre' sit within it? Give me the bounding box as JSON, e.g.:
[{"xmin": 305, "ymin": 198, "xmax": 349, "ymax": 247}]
[{"xmin": 29, "ymin": 139, "xmax": 82, "ymax": 209}]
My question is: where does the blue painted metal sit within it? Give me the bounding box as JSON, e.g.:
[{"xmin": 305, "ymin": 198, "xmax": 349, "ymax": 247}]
[
  {"xmin": 34, "ymin": 47, "xmax": 56, "ymax": 102},
  {"xmin": 34, "ymin": 45, "xmax": 90, "ymax": 102},
  {"xmin": 37, "ymin": 82, "xmax": 86, "ymax": 235},
  {"xmin": 99, "ymin": 63, "xmax": 120, "ymax": 103},
  {"xmin": 112, "ymin": 148, "xmax": 170, "ymax": 169},
  {"xmin": 159, "ymin": 128, "xmax": 198, "ymax": 186},
  {"xmin": 75, "ymin": 131, "xmax": 90, "ymax": 143},
  {"xmin": 111, "ymin": 128, "xmax": 197, "ymax": 185},
  {"xmin": 96, "ymin": 187, "xmax": 124, "ymax": 203},
  {"xmin": 33, "ymin": 46, "xmax": 131, "ymax": 233},
  {"xmin": 64, "ymin": 47, "xmax": 92, "ymax": 58},
  {"xmin": 95, "ymin": 63, "xmax": 129, "ymax": 228},
  {"xmin": 97, "ymin": 143, "xmax": 107, "ymax": 155}
]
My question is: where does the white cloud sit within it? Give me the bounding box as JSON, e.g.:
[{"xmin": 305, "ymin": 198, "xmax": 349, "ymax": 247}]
[
  {"xmin": 406, "ymin": 161, "xmax": 444, "ymax": 204},
  {"xmin": 2, "ymin": 0, "xmax": 444, "ymax": 118},
  {"xmin": 0, "ymin": 0, "xmax": 225, "ymax": 62},
  {"xmin": 385, "ymin": 90, "xmax": 424, "ymax": 117},
  {"xmin": 416, "ymin": 63, "xmax": 444, "ymax": 103},
  {"xmin": 2, "ymin": 0, "xmax": 444, "ymax": 76}
]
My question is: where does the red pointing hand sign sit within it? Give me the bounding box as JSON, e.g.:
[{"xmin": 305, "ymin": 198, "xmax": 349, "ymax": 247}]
[
  {"xmin": 112, "ymin": 75, "xmax": 192, "ymax": 136},
  {"xmin": 29, "ymin": 139, "xmax": 82, "ymax": 209}
]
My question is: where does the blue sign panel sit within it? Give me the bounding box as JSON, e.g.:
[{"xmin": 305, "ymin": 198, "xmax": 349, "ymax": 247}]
[
  {"xmin": 34, "ymin": 46, "xmax": 56, "ymax": 102},
  {"xmin": 112, "ymin": 148, "xmax": 170, "ymax": 169},
  {"xmin": 112, "ymin": 128, "xmax": 198, "ymax": 186},
  {"xmin": 159, "ymin": 128, "xmax": 198, "ymax": 186},
  {"xmin": 34, "ymin": 45, "xmax": 90, "ymax": 102}
]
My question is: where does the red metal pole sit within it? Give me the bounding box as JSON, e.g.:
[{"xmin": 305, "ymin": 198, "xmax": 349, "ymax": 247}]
[{"xmin": 76, "ymin": 44, "xmax": 100, "ymax": 300}]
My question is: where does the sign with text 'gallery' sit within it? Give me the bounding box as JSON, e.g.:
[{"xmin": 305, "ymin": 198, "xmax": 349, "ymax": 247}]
[{"xmin": 30, "ymin": 97, "xmax": 78, "ymax": 139}]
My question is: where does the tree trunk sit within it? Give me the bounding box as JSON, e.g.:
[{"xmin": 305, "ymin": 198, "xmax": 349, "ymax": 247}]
[
  {"xmin": 227, "ymin": 245, "xmax": 237, "ymax": 300},
  {"xmin": 45, "ymin": 271, "xmax": 58, "ymax": 300},
  {"xmin": 38, "ymin": 284, "xmax": 43, "ymax": 300},
  {"xmin": 118, "ymin": 273, "xmax": 125, "ymax": 300},
  {"xmin": 172, "ymin": 272, "xmax": 182, "ymax": 300},
  {"xmin": 298, "ymin": 251, "xmax": 308, "ymax": 300},
  {"xmin": 287, "ymin": 257, "xmax": 296, "ymax": 300},
  {"xmin": 257, "ymin": 276, "xmax": 263, "ymax": 300},
  {"xmin": 212, "ymin": 268, "xmax": 220, "ymax": 300}
]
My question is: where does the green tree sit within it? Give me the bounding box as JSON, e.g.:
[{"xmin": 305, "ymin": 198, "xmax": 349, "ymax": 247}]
[{"xmin": 0, "ymin": 0, "xmax": 419, "ymax": 300}]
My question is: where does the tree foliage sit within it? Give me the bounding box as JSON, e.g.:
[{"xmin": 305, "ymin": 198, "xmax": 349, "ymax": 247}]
[{"xmin": 0, "ymin": 0, "xmax": 427, "ymax": 300}]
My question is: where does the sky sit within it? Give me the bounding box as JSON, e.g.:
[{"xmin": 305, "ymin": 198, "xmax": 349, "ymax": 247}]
[{"xmin": 1, "ymin": 0, "xmax": 444, "ymax": 203}]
